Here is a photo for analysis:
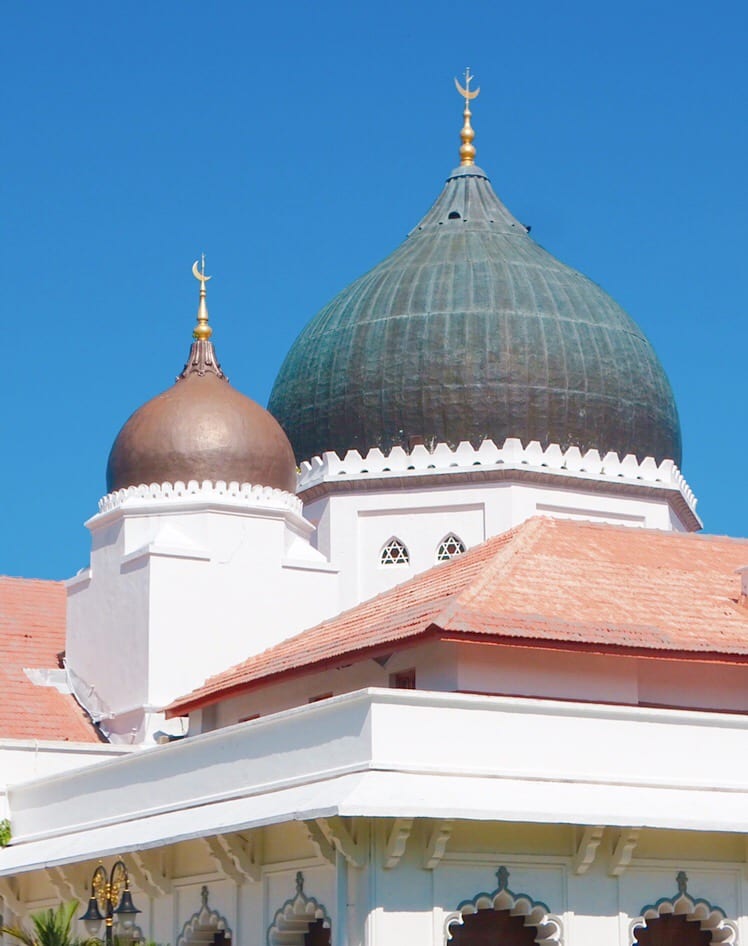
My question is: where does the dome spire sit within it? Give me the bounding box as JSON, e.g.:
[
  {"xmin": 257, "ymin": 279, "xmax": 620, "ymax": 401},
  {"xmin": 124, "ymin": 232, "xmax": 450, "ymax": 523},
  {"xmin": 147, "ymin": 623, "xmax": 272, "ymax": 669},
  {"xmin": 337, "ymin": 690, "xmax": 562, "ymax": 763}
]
[
  {"xmin": 192, "ymin": 254, "xmax": 212, "ymax": 340},
  {"xmin": 178, "ymin": 256, "xmax": 227, "ymax": 381},
  {"xmin": 454, "ymin": 67, "xmax": 480, "ymax": 166}
]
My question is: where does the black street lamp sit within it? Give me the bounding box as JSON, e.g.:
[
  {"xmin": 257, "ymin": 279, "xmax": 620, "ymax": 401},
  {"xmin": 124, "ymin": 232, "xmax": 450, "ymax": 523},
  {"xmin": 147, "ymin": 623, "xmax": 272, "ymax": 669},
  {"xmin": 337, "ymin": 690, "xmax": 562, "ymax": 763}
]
[{"xmin": 81, "ymin": 861, "xmax": 141, "ymax": 946}]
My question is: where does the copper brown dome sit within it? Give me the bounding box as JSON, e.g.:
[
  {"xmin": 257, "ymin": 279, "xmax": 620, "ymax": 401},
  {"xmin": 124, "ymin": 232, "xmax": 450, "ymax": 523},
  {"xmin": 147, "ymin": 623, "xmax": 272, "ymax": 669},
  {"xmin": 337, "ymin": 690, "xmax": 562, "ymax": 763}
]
[{"xmin": 106, "ymin": 271, "xmax": 297, "ymax": 495}]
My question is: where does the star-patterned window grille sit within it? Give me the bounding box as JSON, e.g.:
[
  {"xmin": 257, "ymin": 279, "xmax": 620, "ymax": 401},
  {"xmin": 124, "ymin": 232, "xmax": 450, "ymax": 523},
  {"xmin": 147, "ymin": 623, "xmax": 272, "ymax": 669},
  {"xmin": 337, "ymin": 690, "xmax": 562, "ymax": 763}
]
[
  {"xmin": 380, "ymin": 538, "xmax": 410, "ymax": 565},
  {"xmin": 436, "ymin": 534, "xmax": 466, "ymax": 561}
]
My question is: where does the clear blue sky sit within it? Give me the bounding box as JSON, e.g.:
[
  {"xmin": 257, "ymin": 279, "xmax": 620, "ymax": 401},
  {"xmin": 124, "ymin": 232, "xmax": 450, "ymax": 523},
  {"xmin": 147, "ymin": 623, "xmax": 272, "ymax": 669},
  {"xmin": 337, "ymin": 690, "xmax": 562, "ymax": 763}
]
[{"xmin": 3, "ymin": 1, "xmax": 746, "ymax": 579}]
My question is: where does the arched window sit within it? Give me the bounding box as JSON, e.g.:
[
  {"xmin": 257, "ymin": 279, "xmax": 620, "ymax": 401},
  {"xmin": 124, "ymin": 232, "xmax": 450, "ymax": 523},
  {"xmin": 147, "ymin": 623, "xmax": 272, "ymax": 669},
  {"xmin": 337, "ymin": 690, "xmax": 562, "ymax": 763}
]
[
  {"xmin": 631, "ymin": 873, "xmax": 736, "ymax": 946},
  {"xmin": 446, "ymin": 867, "xmax": 561, "ymax": 945},
  {"xmin": 380, "ymin": 538, "xmax": 409, "ymax": 565},
  {"xmin": 634, "ymin": 914, "xmax": 710, "ymax": 946},
  {"xmin": 450, "ymin": 908, "xmax": 537, "ymax": 946},
  {"xmin": 436, "ymin": 533, "xmax": 466, "ymax": 561},
  {"xmin": 304, "ymin": 919, "xmax": 331, "ymax": 946}
]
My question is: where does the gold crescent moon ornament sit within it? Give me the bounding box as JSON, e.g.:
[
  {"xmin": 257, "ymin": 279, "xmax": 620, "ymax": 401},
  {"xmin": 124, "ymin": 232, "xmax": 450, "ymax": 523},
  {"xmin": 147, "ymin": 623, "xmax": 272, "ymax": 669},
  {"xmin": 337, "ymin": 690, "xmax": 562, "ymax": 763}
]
[
  {"xmin": 191, "ymin": 254, "xmax": 213, "ymax": 341},
  {"xmin": 455, "ymin": 69, "xmax": 479, "ymax": 166},
  {"xmin": 454, "ymin": 76, "xmax": 480, "ymax": 100},
  {"xmin": 192, "ymin": 257, "xmax": 212, "ymax": 285}
]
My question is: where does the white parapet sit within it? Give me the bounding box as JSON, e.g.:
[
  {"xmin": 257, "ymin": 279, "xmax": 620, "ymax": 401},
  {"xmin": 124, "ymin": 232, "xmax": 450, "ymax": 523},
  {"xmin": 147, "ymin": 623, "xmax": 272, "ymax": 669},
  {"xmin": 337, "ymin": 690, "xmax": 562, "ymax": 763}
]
[
  {"xmin": 298, "ymin": 438, "xmax": 698, "ymax": 516},
  {"xmin": 5, "ymin": 688, "xmax": 748, "ymax": 871},
  {"xmin": 98, "ymin": 478, "xmax": 304, "ymax": 517}
]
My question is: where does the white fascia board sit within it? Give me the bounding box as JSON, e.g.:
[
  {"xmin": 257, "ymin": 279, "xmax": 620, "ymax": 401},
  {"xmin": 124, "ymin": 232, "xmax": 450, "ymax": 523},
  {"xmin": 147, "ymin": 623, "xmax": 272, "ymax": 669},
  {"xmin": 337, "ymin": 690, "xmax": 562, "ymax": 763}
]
[
  {"xmin": 0, "ymin": 772, "xmax": 367, "ymax": 875},
  {"xmin": 5, "ymin": 689, "xmax": 748, "ymax": 874},
  {"xmin": 5, "ymin": 764, "xmax": 748, "ymax": 877}
]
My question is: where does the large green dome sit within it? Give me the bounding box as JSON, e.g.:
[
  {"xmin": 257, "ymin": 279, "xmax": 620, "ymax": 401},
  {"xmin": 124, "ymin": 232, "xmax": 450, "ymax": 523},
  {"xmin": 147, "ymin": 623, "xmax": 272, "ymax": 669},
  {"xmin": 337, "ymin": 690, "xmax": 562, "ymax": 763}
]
[{"xmin": 269, "ymin": 163, "xmax": 682, "ymax": 466}]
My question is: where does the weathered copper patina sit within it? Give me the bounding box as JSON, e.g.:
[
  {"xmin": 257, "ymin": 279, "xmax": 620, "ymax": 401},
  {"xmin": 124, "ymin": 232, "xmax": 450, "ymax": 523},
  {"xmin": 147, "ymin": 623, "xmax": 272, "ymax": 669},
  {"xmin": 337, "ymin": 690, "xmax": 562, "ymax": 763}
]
[{"xmin": 269, "ymin": 164, "xmax": 682, "ymax": 466}]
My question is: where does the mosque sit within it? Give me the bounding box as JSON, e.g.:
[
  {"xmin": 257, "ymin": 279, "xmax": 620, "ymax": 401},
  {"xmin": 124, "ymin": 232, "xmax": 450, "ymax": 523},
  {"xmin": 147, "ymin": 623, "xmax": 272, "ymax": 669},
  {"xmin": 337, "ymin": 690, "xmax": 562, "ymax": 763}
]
[{"xmin": 1, "ymin": 74, "xmax": 747, "ymax": 946}]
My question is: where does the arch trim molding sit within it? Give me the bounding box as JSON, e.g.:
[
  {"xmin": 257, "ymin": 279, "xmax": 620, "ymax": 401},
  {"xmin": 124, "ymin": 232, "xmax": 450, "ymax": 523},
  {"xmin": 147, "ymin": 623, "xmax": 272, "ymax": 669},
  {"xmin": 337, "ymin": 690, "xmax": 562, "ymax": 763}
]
[
  {"xmin": 445, "ymin": 866, "xmax": 562, "ymax": 944},
  {"xmin": 630, "ymin": 872, "xmax": 737, "ymax": 945},
  {"xmin": 267, "ymin": 871, "xmax": 331, "ymax": 946}
]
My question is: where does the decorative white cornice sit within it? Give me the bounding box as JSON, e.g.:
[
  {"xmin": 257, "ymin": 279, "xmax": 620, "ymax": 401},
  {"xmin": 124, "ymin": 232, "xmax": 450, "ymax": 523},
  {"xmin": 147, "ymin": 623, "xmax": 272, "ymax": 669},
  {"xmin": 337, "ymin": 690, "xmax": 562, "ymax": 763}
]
[
  {"xmin": 298, "ymin": 438, "xmax": 698, "ymax": 513},
  {"xmin": 97, "ymin": 479, "xmax": 303, "ymax": 516}
]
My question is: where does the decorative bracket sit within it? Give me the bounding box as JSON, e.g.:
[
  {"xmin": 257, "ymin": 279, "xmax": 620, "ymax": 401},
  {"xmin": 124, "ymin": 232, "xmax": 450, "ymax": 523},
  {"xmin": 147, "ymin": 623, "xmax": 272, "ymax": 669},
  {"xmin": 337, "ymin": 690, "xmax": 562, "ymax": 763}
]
[
  {"xmin": 384, "ymin": 818, "xmax": 413, "ymax": 869},
  {"xmin": 46, "ymin": 865, "xmax": 85, "ymax": 901},
  {"xmin": 0, "ymin": 878, "xmax": 23, "ymax": 917},
  {"xmin": 303, "ymin": 820, "xmax": 336, "ymax": 865},
  {"xmin": 129, "ymin": 850, "xmax": 172, "ymax": 897},
  {"xmin": 572, "ymin": 825, "xmax": 605, "ymax": 875},
  {"xmin": 204, "ymin": 832, "xmax": 261, "ymax": 884},
  {"xmin": 314, "ymin": 817, "xmax": 366, "ymax": 868},
  {"xmin": 423, "ymin": 819, "xmax": 453, "ymax": 869},
  {"xmin": 609, "ymin": 827, "xmax": 640, "ymax": 876}
]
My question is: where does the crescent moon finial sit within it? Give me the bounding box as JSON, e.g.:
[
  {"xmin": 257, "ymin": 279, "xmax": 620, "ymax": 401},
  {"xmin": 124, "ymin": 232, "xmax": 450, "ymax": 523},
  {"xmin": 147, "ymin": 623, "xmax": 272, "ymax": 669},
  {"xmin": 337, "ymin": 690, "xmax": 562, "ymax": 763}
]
[
  {"xmin": 191, "ymin": 254, "xmax": 213, "ymax": 341},
  {"xmin": 192, "ymin": 253, "xmax": 212, "ymax": 286},
  {"xmin": 454, "ymin": 67, "xmax": 480, "ymax": 166}
]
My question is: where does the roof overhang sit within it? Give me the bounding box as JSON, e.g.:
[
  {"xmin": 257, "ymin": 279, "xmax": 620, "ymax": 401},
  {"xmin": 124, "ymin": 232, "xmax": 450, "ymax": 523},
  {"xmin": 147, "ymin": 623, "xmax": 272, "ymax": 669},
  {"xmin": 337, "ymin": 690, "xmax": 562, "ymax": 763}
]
[{"xmin": 4, "ymin": 689, "xmax": 748, "ymax": 875}]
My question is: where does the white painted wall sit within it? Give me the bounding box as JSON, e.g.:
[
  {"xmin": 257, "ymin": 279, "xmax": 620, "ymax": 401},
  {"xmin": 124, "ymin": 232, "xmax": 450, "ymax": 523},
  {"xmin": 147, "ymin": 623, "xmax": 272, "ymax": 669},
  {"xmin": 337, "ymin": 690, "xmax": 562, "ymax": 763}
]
[
  {"xmin": 200, "ymin": 639, "xmax": 748, "ymax": 734},
  {"xmin": 65, "ymin": 483, "xmax": 339, "ymax": 743},
  {"xmin": 303, "ymin": 448, "xmax": 697, "ymax": 610},
  {"xmin": 0, "ymin": 739, "xmax": 133, "ymax": 819}
]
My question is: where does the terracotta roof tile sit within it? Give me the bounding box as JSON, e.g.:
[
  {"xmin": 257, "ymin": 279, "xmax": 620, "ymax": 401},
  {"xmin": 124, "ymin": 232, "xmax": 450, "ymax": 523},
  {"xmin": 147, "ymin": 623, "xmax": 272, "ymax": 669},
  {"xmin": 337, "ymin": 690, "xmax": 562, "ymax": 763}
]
[
  {"xmin": 168, "ymin": 519, "xmax": 748, "ymax": 716},
  {"xmin": 0, "ymin": 577, "xmax": 100, "ymax": 742}
]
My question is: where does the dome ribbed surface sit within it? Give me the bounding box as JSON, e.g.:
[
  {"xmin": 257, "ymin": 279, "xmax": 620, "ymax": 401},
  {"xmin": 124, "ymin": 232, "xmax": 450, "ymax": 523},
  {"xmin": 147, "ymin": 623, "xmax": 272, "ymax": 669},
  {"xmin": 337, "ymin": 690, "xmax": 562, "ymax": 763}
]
[{"xmin": 269, "ymin": 165, "xmax": 682, "ymax": 466}]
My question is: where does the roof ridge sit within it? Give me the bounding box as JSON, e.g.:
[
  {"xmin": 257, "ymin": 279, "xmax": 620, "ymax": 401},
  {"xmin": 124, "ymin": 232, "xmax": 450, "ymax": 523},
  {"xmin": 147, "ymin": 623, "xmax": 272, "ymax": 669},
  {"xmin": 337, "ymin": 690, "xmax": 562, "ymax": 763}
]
[{"xmin": 438, "ymin": 517, "xmax": 550, "ymax": 625}]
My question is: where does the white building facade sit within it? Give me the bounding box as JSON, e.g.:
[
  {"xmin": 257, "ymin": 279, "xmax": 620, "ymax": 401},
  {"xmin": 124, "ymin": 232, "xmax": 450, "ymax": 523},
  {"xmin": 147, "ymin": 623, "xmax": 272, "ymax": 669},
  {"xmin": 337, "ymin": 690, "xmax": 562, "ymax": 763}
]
[{"xmin": 1, "ymin": 85, "xmax": 745, "ymax": 946}]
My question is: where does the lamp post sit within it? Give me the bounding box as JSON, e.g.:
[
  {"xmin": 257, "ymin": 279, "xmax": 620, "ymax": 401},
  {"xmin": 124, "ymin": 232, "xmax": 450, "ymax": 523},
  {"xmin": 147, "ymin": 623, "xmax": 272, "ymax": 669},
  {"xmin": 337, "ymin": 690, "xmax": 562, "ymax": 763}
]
[{"xmin": 81, "ymin": 860, "xmax": 141, "ymax": 946}]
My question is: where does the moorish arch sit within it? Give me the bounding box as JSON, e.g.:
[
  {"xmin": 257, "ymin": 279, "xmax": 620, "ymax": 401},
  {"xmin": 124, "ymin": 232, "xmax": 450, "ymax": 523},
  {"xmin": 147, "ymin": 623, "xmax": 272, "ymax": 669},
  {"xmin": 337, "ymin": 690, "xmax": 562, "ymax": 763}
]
[
  {"xmin": 267, "ymin": 871, "xmax": 332, "ymax": 946},
  {"xmin": 630, "ymin": 872, "xmax": 737, "ymax": 946},
  {"xmin": 445, "ymin": 867, "xmax": 562, "ymax": 945},
  {"xmin": 176, "ymin": 886, "xmax": 232, "ymax": 946}
]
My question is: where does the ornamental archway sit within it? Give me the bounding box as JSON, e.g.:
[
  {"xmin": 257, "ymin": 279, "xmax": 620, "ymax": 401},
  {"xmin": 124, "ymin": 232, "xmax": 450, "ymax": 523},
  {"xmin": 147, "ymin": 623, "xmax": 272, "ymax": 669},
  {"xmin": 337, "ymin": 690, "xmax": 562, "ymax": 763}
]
[
  {"xmin": 630, "ymin": 872, "xmax": 737, "ymax": 946},
  {"xmin": 267, "ymin": 872, "xmax": 331, "ymax": 946},
  {"xmin": 445, "ymin": 867, "xmax": 562, "ymax": 945},
  {"xmin": 176, "ymin": 886, "xmax": 232, "ymax": 946}
]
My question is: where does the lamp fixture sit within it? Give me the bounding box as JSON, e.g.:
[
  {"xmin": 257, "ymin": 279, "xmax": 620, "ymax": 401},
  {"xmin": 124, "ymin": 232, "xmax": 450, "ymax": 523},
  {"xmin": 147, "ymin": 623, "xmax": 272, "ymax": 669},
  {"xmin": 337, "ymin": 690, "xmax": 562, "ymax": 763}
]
[{"xmin": 81, "ymin": 860, "xmax": 141, "ymax": 946}]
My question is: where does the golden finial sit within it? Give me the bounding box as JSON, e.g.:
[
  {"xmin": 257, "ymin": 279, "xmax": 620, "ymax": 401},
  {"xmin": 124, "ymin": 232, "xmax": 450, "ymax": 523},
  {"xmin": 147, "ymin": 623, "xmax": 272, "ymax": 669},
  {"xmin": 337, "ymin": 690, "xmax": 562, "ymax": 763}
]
[
  {"xmin": 191, "ymin": 254, "xmax": 212, "ymax": 340},
  {"xmin": 454, "ymin": 67, "xmax": 480, "ymax": 166}
]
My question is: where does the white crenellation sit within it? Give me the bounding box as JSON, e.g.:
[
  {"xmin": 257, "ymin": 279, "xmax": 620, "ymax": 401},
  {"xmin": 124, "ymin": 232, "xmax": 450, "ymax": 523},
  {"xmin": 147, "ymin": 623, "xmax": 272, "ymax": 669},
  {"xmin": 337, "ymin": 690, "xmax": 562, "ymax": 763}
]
[
  {"xmin": 98, "ymin": 479, "xmax": 303, "ymax": 516},
  {"xmin": 298, "ymin": 438, "xmax": 697, "ymax": 513}
]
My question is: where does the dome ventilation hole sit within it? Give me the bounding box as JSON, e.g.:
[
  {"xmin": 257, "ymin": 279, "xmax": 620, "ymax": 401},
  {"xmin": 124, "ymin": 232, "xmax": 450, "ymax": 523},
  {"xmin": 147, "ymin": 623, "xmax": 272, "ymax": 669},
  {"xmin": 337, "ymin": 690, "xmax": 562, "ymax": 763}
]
[
  {"xmin": 381, "ymin": 538, "xmax": 410, "ymax": 566},
  {"xmin": 448, "ymin": 211, "xmax": 461, "ymax": 220},
  {"xmin": 436, "ymin": 534, "xmax": 466, "ymax": 562}
]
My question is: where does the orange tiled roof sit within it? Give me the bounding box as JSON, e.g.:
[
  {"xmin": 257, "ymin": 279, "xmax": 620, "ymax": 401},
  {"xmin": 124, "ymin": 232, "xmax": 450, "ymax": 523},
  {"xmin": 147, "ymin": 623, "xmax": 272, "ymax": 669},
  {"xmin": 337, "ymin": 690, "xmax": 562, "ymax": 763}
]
[
  {"xmin": 0, "ymin": 577, "xmax": 100, "ymax": 742},
  {"xmin": 168, "ymin": 518, "xmax": 748, "ymax": 716}
]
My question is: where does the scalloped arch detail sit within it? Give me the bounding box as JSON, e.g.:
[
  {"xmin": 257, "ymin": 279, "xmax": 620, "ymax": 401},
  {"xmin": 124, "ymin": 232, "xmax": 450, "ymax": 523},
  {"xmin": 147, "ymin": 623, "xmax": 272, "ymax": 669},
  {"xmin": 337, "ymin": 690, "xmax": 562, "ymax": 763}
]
[
  {"xmin": 445, "ymin": 868, "xmax": 562, "ymax": 944},
  {"xmin": 630, "ymin": 873, "xmax": 737, "ymax": 945},
  {"xmin": 267, "ymin": 872, "xmax": 331, "ymax": 946},
  {"xmin": 176, "ymin": 885, "xmax": 231, "ymax": 946}
]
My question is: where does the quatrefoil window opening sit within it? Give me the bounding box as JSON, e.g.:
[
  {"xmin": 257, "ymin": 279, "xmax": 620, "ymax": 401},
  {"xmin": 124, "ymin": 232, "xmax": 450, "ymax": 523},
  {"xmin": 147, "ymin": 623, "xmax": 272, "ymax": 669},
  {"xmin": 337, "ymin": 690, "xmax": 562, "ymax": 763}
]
[
  {"xmin": 380, "ymin": 538, "xmax": 410, "ymax": 565},
  {"xmin": 437, "ymin": 534, "xmax": 466, "ymax": 561}
]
